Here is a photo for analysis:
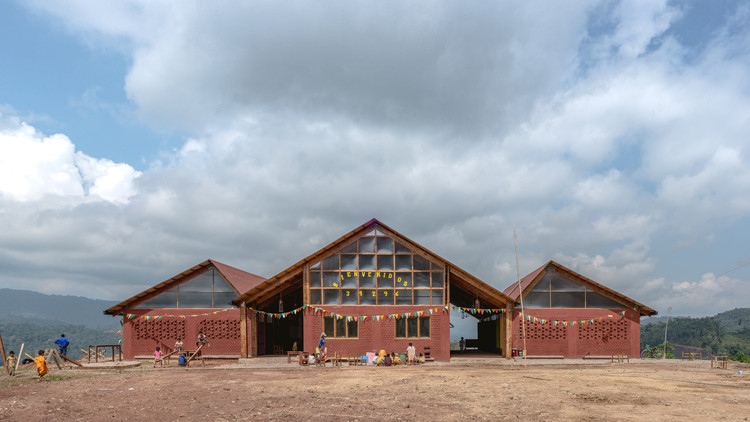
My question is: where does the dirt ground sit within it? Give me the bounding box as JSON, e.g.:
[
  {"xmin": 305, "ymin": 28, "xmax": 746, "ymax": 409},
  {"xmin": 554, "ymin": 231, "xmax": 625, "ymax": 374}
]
[{"xmin": 2, "ymin": 357, "xmax": 749, "ymax": 421}]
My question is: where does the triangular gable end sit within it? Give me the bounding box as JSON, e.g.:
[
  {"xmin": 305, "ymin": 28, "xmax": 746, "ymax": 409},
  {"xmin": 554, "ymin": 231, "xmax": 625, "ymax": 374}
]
[{"xmin": 133, "ymin": 266, "xmax": 238, "ymax": 309}]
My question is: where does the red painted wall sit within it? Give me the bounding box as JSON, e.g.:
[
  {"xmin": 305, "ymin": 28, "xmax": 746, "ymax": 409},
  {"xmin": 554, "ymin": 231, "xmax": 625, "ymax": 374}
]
[
  {"xmin": 122, "ymin": 308, "xmax": 241, "ymax": 359},
  {"xmin": 302, "ymin": 306, "xmax": 451, "ymax": 362},
  {"xmin": 511, "ymin": 309, "xmax": 640, "ymax": 358}
]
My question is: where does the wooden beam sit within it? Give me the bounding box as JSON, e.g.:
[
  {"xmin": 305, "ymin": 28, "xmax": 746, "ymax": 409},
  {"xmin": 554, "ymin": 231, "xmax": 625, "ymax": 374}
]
[
  {"xmin": 240, "ymin": 302, "xmax": 248, "ymax": 358},
  {"xmin": 504, "ymin": 304, "xmax": 513, "ymax": 359},
  {"xmin": 0, "ymin": 329, "xmax": 7, "ymax": 376},
  {"xmin": 250, "ymin": 311, "xmax": 258, "ymax": 357}
]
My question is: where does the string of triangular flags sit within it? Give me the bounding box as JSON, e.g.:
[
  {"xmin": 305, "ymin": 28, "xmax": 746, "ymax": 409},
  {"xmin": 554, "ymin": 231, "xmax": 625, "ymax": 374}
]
[
  {"xmin": 520, "ymin": 310, "xmax": 627, "ymax": 326},
  {"xmin": 124, "ymin": 308, "xmax": 233, "ymax": 320},
  {"xmin": 247, "ymin": 304, "xmax": 509, "ymax": 321}
]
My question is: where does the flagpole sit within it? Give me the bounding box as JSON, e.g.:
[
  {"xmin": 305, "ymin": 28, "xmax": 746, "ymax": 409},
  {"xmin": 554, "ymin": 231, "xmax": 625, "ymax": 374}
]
[{"xmin": 514, "ymin": 226, "xmax": 527, "ymax": 367}]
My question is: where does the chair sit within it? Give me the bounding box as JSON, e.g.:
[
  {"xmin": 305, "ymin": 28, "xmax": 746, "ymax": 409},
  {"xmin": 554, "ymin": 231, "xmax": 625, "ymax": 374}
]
[{"xmin": 424, "ymin": 347, "xmax": 431, "ymax": 359}]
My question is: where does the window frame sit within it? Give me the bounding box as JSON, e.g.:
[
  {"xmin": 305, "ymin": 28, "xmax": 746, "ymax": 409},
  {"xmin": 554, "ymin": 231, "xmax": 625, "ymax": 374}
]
[
  {"xmin": 323, "ymin": 316, "xmax": 359, "ymax": 338},
  {"xmin": 395, "ymin": 316, "xmax": 430, "ymax": 338}
]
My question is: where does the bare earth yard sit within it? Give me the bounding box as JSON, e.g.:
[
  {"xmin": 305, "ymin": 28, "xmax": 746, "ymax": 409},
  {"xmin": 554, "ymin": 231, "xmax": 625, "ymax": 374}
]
[{"xmin": 2, "ymin": 357, "xmax": 749, "ymax": 421}]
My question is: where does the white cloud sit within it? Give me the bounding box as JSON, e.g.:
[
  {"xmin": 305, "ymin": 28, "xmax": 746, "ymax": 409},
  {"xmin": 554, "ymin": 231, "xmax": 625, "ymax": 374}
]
[{"xmin": 0, "ymin": 113, "xmax": 141, "ymax": 204}]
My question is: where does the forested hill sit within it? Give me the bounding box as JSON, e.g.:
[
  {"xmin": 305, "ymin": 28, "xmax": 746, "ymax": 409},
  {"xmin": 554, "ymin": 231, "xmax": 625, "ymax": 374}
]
[
  {"xmin": 641, "ymin": 308, "xmax": 750, "ymax": 357},
  {"xmin": 0, "ymin": 288, "xmax": 118, "ymax": 328},
  {"xmin": 0, "ymin": 289, "xmax": 121, "ymax": 363}
]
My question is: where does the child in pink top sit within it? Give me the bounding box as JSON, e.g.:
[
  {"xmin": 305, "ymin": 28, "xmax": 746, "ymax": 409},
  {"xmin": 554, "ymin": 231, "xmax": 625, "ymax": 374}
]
[{"xmin": 153, "ymin": 346, "xmax": 164, "ymax": 368}]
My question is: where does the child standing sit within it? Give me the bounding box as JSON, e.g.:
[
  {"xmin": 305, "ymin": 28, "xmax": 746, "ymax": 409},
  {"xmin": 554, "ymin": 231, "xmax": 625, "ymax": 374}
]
[
  {"xmin": 153, "ymin": 346, "xmax": 164, "ymax": 368},
  {"xmin": 34, "ymin": 350, "xmax": 49, "ymax": 381},
  {"xmin": 7, "ymin": 351, "xmax": 17, "ymax": 376},
  {"xmin": 175, "ymin": 337, "xmax": 183, "ymax": 352}
]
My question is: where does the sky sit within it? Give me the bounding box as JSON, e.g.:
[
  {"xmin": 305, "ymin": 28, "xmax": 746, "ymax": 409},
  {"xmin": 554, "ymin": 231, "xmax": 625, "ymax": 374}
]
[{"xmin": 1, "ymin": 0, "xmax": 749, "ymax": 320}]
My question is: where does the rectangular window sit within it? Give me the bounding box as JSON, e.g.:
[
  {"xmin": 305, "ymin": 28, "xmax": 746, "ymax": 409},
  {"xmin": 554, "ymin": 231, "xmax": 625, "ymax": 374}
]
[
  {"xmin": 395, "ymin": 316, "xmax": 430, "ymax": 338},
  {"xmin": 323, "ymin": 316, "xmax": 358, "ymax": 338}
]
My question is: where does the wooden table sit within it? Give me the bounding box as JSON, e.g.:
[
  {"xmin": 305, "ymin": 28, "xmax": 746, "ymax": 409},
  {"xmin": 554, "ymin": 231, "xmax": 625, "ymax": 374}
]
[
  {"xmin": 287, "ymin": 351, "xmax": 305, "ymax": 363},
  {"xmin": 87, "ymin": 344, "xmax": 122, "ymax": 363}
]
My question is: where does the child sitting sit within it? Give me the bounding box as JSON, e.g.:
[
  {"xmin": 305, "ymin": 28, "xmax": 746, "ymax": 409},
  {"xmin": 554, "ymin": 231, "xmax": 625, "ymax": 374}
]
[
  {"xmin": 178, "ymin": 353, "xmax": 187, "ymax": 367},
  {"xmin": 391, "ymin": 352, "xmax": 402, "ymax": 365},
  {"xmin": 417, "ymin": 352, "xmax": 426, "ymax": 364},
  {"xmin": 153, "ymin": 346, "xmax": 164, "ymax": 368}
]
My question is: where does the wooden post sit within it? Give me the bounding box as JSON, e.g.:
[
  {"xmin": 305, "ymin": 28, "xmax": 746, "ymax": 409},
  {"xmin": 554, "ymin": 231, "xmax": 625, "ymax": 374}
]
[
  {"xmin": 250, "ymin": 311, "xmax": 258, "ymax": 357},
  {"xmin": 504, "ymin": 304, "xmax": 513, "ymax": 359},
  {"xmin": 16, "ymin": 343, "xmax": 24, "ymax": 372},
  {"xmin": 0, "ymin": 329, "xmax": 8, "ymax": 376},
  {"xmin": 240, "ymin": 302, "xmax": 248, "ymax": 358}
]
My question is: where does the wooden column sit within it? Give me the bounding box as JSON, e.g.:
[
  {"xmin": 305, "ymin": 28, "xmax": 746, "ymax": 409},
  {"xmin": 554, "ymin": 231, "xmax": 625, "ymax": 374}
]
[
  {"xmin": 240, "ymin": 302, "xmax": 248, "ymax": 358},
  {"xmin": 250, "ymin": 311, "xmax": 258, "ymax": 358},
  {"xmin": 302, "ymin": 264, "xmax": 310, "ymax": 305},
  {"xmin": 445, "ymin": 265, "xmax": 450, "ymax": 305},
  {"xmin": 504, "ymin": 304, "xmax": 513, "ymax": 359}
]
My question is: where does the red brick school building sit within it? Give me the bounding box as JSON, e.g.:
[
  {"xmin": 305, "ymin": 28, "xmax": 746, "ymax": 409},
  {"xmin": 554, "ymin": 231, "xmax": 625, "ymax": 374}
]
[{"xmin": 105, "ymin": 219, "xmax": 656, "ymax": 361}]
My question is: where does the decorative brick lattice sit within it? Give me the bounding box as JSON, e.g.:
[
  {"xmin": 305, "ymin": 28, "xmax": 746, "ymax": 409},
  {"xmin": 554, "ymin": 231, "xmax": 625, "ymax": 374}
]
[
  {"xmin": 579, "ymin": 319, "xmax": 629, "ymax": 341},
  {"xmin": 133, "ymin": 319, "xmax": 186, "ymax": 340},
  {"xmin": 526, "ymin": 323, "xmax": 567, "ymax": 340},
  {"xmin": 198, "ymin": 319, "xmax": 240, "ymax": 340}
]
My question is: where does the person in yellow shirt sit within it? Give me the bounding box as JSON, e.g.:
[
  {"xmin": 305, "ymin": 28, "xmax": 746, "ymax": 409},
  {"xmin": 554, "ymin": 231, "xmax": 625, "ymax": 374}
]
[
  {"xmin": 6, "ymin": 351, "xmax": 18, "ymax": 376},
  {"xmin": 34, "ymin": 350, "xmax": 49, "ymax": 381}
]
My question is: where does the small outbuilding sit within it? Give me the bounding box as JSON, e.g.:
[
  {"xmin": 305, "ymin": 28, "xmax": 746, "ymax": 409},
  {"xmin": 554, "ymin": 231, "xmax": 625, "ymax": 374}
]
[
  {"xmin": 503, "ymin": 261, "xmax": 656, "ymax": 358},
  {"xmin": 104, "ymin": 259, "xmax": 265, "ymax": 360}
]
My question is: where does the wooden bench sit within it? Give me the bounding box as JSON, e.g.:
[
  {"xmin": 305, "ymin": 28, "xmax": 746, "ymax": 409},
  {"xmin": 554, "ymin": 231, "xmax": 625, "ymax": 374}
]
[
  {"xmin": 582, "ymin": 355, "xmax": 629, "ymax": 362},
  {"xmin": 287, "ymin": 351, "xmax": 304, "ymax": 363},
  {"xmin": 682, "ymin": 352, "xmax": 702, "ymax": 361},
  {"xmin": 711, "ymin": 355, "xmax": 728, "ymax": 369}
]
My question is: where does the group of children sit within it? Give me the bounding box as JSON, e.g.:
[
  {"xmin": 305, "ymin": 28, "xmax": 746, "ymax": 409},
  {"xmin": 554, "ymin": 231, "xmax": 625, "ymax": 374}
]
[
  {"xmin": 375, "ymin": 343, "xmax": 426, "ymax": 366},
  {"xmin": 5, "ymin": 350, "xmax": 50, "ymax": 381},
  {"xmin": 153, "ymin": 331, "xmax": 209, "ymax": 368}
]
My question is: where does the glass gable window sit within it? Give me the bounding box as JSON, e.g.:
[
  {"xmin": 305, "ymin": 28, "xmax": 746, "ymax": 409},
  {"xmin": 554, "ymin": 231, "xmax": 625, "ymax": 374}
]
[
  {"xmin": 308, "ymin": 229, "xmax": 445, "ymax": 306},
  {"xmin": 134, "ymin": 267, "xmax": 237, "ymax": 309},
  {"xmin": 522, "ymin": 270, "xmax": 627, "ymax": 309}
]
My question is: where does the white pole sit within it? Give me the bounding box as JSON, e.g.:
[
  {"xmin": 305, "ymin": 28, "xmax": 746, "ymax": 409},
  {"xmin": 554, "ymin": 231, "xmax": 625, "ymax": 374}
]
[{"xmin": 663, "ymin": 307, "xmax": 671, "ymax": 359}]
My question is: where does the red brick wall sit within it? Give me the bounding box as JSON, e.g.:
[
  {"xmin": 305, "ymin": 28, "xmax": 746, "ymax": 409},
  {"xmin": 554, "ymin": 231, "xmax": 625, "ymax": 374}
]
[
  {"xmin": 511, "ymin": 309, "xmax": 640, "ymax": 358},
  {"xmin": 122, "ymin": 308, "xmax": 241, "ymax": 359},
  {"xmin": 302, "ymin": 306, "xmax": 450, "ymax": 361}
]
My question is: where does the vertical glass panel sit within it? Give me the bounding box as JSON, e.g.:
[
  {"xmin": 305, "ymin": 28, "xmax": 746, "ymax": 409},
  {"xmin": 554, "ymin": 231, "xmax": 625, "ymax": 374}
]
[
  {"xmin": 179, "ymin": 292, "xmax": 214, "ymax": 308},
  {"xmin": 323, "ymin": 272, "xmax": 340, "ymax": 288},
  {"xmin": 310, "ymin": 261, "xmax": 321, "ymax": 270},
  {"xmin": 395, "ymin": 255, "xmax": 412, "ymax": 271},
  {"xmin": 363, "ymin": 229, "xmax": 376, "ymax": 236},
  {"xmin": 322, "ymin": 255, "xmax": 339, "ymax": 271},
  {"xmin": 358, "ymin": 237, "xmax": 375, "ymax": 253},
  {"xmin": 213, "ymin": 274, "xmax": 236, "ymax": 292},
  {"xmin": 585, "ymin": 291, "xmax": 625, "ymax": 309},
  {"xmin": 347, "ymin": 320, "xmax": 358, "ymax": 338},
  {"xmin": 395, "ymin": 289, "xmax": 412, "ymax": 305},
  {"xmin": 358, "ymin": 271, "xmax": 376, "ymax": 287},
  {"xmin": 378, "ymin": 289, "xmax": 394, "ymax": 305},
  {"xmin": 432, "ymin": 272, "xmax": 444, "ymax": 288},
  {"xmin": 340, "ymin": 272, "xmax": 358, "ymax": 287},
  {"xmin": 552, "ymin": 292, "xmax": 585, "ymax": 308},
  {"xmin": 419, "ymin": 317, "xmax": 430, "ymax": 338},
  {"xmin": 309, "ymin": 289, "xmax": 322, "ymax": 305},
  {"xmin": 374, "ymin": 228, "xmax": 385, "ymax": 236},
  {"xmin": 395, "ymin": 241, "xmax": 411, "ymax": 253},
  {"xmin": 431, "ymin": 289, "xmax": 444, "ymax": 305},
  {"xmin": 358, "ymin": 255, "xmax": 375, "ymax": 271},
  {"xmin": 323, "ymin": 289, "xmax": 340, "ymax": 305},
  {"xmin": 341, "ymin": 241, "xmax": 357, "ymax": 254},
  {"xmin": 414, "ymin": 272, "xmax": 430, "ymax": 288},
  {"xmin": 309, "ymin": 271, "xmax": 322, "ymax": 288},
  {"xmin": 180, "ymin": 270, "xmax": 214, "ymax": 291},
  {"xmin": 341, "ymin": 254, "xmax": 357, "ymax": 270},
  {"xmin": 324, "ymin": 317, "xmax": 334, "ymax": 338},
  {"xmin": 530, "ymin": 273, "xmax": 551, "ymax": 291},
  {"xmin": 395, "ymin": 272, "xmax": 412, "ymax": 288},
  {"xmin": 376, "ymin": 237, "xmax": 393, "ymax": 254},
  {"xmin": 359, "ymin": 289, "xmax": 376, "ymax": 305},
  {"xmin": 395, "ymin": 319, "xmax": 406, "ymax": 337},
  {"xmin": 134, "ymin": 292, "xmax": 178, "ymax": 308},
  {"xmin": 550, "ymin": 273, "xmax": 585, "ymax": 291},
  {"xmin": 413, "ymin": 255, "xmax": 430, "ymax": 271},
  {"xmin": 414, "ymin": 289, "xmax": 431, "ymax": 305},
  {"xmin": 336, "ymin": 318, "xmax": 346, "ymax": 338},
  {"xmin": 407, "ymin": 317, "xmax": 418, "ymax": 337},
  {"xmin": 341, "ymin": 289, "xmax": 358, "ymax": 304},
  {"xmin": 213, "ymin": 292, "xmax": 237, "ymax": 308},
  {"xmin": 377, "ymin": 255, "xmax": 394, "ymax": 270},
  {"xmin": 524, "ymin": 291, "xmax": 550, "ymax": 308},
  {"xmin": 377, "ymin": 272, "xmax": 394, "ymax": 288}
]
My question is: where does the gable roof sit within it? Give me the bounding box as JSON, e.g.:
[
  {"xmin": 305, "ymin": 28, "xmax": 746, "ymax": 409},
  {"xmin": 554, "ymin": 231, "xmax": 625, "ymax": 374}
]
[
  {"xmin": 104, "ymin": 259, "xmax": 266, "ymax": 315},
  {"xmin": 503, "ymin": 260, "xmax": 657, "ymax": 316},
  {"xmin": 233, "ymin": 218, "xmax": 515, "ymax": 309}
]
